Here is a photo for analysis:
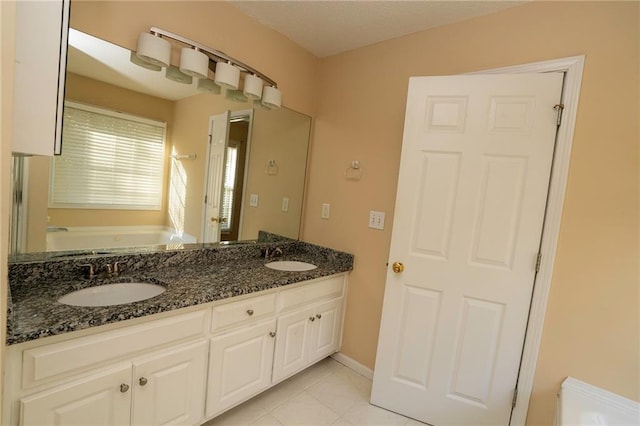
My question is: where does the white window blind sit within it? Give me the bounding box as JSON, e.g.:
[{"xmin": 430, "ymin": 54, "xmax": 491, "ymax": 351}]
[
  {"xmin": 50, "ymin": 102, "xmax": 166, "ymax": 210},
  {"xmin": 221, "ymin": 146, "xmax": 238, "ymax": 231}
]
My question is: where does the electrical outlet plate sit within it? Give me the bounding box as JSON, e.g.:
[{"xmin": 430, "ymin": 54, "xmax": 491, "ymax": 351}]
[
  {"xmin": 369, "ymin": 210, "xmax": 385, "ymax": 230},
  {"xmin": 282, "ymin": 197, "xmax": 289, "ymax": 212}
]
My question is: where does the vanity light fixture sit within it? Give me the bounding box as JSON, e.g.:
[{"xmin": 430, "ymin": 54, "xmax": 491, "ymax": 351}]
[
  {"xmin": 244, "ymin": 74, "xmax": 263, "ymax": 100},
  {"xmin": 262, "ymin": 86, "xmax": 282, "ymax": 108},
  {"xmin": 133, "ymin": 27, "xmax": 282, "ymax": 107},
  {"xmin": 136, "ymin": 32, "xmax": 171, "ymax": 68},
  {"xmin": 179, "ymin": 47, "xmax": 209, "ymax": 79}
]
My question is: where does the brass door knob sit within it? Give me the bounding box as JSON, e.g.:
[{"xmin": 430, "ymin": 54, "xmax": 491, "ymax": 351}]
[
  {"xmin": 392, "ymin": 262, "xmax": 405, "ymax": 273},
  {"xmin": 210, "ymin": 217, "xmax": 228, "ymax": 223}
]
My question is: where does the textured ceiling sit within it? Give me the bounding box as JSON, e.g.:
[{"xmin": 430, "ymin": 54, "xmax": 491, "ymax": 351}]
[{"xmin": 229, "ymin": 1, "xmax": 527, "ymax": 58}]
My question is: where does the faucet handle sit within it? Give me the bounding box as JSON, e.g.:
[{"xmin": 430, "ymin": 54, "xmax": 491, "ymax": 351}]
[
  {"xmin": 80, "ymin": 264, "xmax": 95, "ymax": 279},
  {"xmin": 104, "ymin": 264, "xmax": 113, "ymax": 275},
  {"xmin": 113, "ymin": 262, "xmax": 122, "ymax": 275}
]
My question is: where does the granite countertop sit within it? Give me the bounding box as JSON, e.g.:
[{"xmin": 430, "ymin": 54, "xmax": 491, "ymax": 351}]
[{"xmin": 7, "ymin": 239, "xmax": 353, "ymax": 345}]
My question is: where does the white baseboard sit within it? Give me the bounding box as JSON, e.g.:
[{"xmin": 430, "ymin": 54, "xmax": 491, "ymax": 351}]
[{"xmin": 331, "ymin": 352, "xmax": 374, "ymax": 380}]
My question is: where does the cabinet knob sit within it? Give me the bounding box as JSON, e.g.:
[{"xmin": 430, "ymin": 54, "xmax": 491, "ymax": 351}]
[
  {"xmin": 120, "ymin": 383, "xmax": 129, "ymax": 393},
  {"xmin": 309, "ymin": 316, "xmax": 315, "ymax": 322},
  {"xmin": 246, "ymin": 309, "xmax": 254, "ymax": 316},
  {"xmin": 316, "ymin": 313, "xmax": 322, "ymax": 319},
  {"xmin": 269, "ymin": 331, "xmax": 276, "ymax": 338},
  {"xmin": 139, "ymin": 377, "xmax": 148, "ymax": 386}
]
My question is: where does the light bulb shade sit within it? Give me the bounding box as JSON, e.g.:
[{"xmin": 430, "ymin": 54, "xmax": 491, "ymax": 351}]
[
  {"xmin": 243, "ymin": 74, "xmax": 263, "ymax": 100},
  {"xmin": 165, "ymin": 66, "xmax": 193, "ymax": 84},
  {"xmin": 136, "ymin": 32, "xmax": 171, "ymax": 68},
  {"xmin": 214, "ymin": 61, "xmax": 240, "ymax": 90},
  {"xmin": 225, "ymin": 89, "xmax": 248, "ymax": 103},
  {"xmin": 179, "ymin": 48, "xmax": 209, "ymax": 78},
  {"xmin": 262, "ymin": 86, "xmax": 282, "ymax": 108},
  {"xmin": 197, "ymin": 78, "xmax": 221, "ymax": 94},
  {"xmin": 129, "ymin": 51, "xmax": 161, "ymax": 71}
]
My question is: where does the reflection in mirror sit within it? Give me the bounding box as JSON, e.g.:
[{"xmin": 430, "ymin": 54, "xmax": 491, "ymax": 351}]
[{"xmin": 9, "ymin": 29, "xmax": 311, "ymax": 254}]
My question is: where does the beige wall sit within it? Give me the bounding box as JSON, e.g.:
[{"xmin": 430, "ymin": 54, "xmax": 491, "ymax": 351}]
[
  {"xmin": 69, "ymin": 1, "xmax": 317, "ymax": 117},
  {"xmin": 241, "ymin": 107, "xmax": 310, "ymax": 240},
  {"xmin": 0, "ymin": 0, "xmax": 16, "ymax": 418},
  {"xmin": 303, "ymin": 2, "xmax": 639, "ymax": 425}
]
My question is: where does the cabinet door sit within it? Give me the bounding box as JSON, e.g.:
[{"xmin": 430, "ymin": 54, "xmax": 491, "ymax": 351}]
[
  {"xmin": 206, "ymin": 320, "xmax": 277, "ymax": 418},
  {"xmin": 308, "ymin": 298, "xmax": 343, "ymax": 364},
  {"xmin": 13, "ymin": 0, "xmax": 69, "ymax": 155},
  {"xmin": 272, "ymin": 307, "xmax": 314, "ymax": 384},
  {"xmin": 20, "ymin": 364, "xmax": 131, "ymax": 426},
  {"xmin": 132, "ymin": 340, "xmax": 208, "ymax": 426}
]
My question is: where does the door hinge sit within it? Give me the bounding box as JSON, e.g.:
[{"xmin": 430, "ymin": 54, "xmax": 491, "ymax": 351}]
[
  {"xmin": 204, "ymin": 195, "xmax": 208, "ymax": 204},
  {"xmin": 553, "ymin": 104, "xmax": 564, "ymax": 126},
  {"xmin": 512, "ymin": 388, "xmax": 518, "ymax": 408},
  {"xmin": 535, "ymin": 252, "xmax": 542, "ymax": 273},
  {"xmin": 208, "ymin": 134, "xmax": 212, "ymax": 144}
]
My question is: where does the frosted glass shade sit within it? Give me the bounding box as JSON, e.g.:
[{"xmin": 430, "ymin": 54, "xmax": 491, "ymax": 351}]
[
  {"xmin": 136, "ymin": 33, "xmax": 171, "ymax": 68},
  {"xmin": 226, "ymin": 89, "xmax": 248, "ymax": 103},
  {"xmin": 165, "ymin": 66, "xmax": 193, "ymax": 84},
  {"xmin": 262, "ymin": 86, "xmax": 282, "ymax": 108},
  {"xmin": 197, "ymin": 78, "xmax": 221, "ymax": 94},
  {"xmin": 214, "ymin": 61, "xmax": 240, "ymax": 90},
  {"xmin": 243, "ymin": 74, "xmax": 263, "ymax": 100},
  {"xmin": 180, "ymin": 48, "xmax": 209, "ymax": 79},
  {"xmin": 129, "ymin": 51, "xmax": 161, "ymax": 71}
]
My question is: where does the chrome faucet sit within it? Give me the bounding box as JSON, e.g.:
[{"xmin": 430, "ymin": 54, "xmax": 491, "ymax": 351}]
[
  {"xmin": 264, "ymin": 247, "xmax": 283, "ymax": 260},
  {"xmin": 80, "ymin": 264, "xmax": 95, "ymax": 279}
]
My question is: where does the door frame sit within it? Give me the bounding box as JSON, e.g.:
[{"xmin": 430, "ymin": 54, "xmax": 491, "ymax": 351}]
[{"xmin": 471, "ymin": 55, "xmax": 584, "ymax": 424}]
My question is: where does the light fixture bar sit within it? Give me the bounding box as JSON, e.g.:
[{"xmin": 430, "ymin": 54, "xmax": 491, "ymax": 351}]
[{"xmin": 149, "ymin": 27, "xmax": 277, "ymax": 87}]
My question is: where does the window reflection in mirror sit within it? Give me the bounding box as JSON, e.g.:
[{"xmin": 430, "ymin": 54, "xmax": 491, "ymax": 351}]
[{"xmin": 9, "ymin": 29, "xmax": 311, "ymax": 254}]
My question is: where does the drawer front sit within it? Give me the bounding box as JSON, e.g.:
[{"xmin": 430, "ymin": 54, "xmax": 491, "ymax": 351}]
[
  {"xmin": 22, "ymin": 309, "xmax": 207, "ymax": 389},
  {"xmin": 278, "ymin": 275, "xmax": 345, "ymax": 312},
  {"xmin": 211, "ymin": 293, "xmax": 276, "ymax": 332}
]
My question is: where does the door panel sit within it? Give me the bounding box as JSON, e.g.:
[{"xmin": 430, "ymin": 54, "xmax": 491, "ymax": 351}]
[
  {"xmin": 132, "ymin": 340, "xmax": 208, "ymax": 426},
  {"xmin": 20, "ymin": 364, "xmax": 131, "ymax": 426},
  {"xmin": 203, "ymin": 111, "xmax": 230, "ymax": 243},
  {"xmin": 371, "ymin": 74, "xmax": 563, "ymax": 425},
  {"xmin": 206, "ymin": 320, "xmax": 276, "ymax": 417},
  {"xmin": 272, "ymin": 308, "xmax": 312, "ymax": 383}
]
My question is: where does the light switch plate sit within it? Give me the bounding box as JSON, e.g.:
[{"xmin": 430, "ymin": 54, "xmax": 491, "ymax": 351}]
[
  {"xmin": 250, "ymin": 194, "xmax": 259, "ymax": 207},
  {"xmin": 282, "ymin": 197, "xmax": 289, "ymax": 212},
  {"xmin": 368, "ymin": 210, "xmax": 385, "ymax": 230},
  {"xmin": 321, "ymin": 203, "xmax": 330, "ymax": 219}
]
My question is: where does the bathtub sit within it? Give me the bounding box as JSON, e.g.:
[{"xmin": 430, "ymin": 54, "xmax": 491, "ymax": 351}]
[
  {"xmin": 556, "ymin": 377, "xmax": 639, "ymax": 426},
  {"xmin": 46, "ymin": 226, "xmax": 197, "ymax": 251}
]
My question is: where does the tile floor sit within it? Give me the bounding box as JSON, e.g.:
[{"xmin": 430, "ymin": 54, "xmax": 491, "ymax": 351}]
[{"xmin": 203, "ymin": 357, "xmax": 424, "ymax": 426}]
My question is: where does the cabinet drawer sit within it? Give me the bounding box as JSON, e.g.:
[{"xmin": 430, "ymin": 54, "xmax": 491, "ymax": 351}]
[
  {"xmin": 278, "ymin": 275, "xmax": 345, "ymax": 312},
  {"xmin": 22, "ymin": 309, "xmax": 207, "ymax": 389},
  {"xmin": 211, "ymin": 293, "xmax": 276, "ymax": 332}
]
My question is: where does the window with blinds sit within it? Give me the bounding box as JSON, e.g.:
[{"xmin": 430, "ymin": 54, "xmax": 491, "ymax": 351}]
[{"xmin": 50, "ymin": 102, "xmax": 166, "ymax": 210}]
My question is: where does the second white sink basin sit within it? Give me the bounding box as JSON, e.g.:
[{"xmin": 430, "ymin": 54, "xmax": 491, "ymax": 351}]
[
  {"xmin": 58, "ymin": 282, "xmax": 166, "ymax": 307},
  {"xmin": 265, "ymin": 261, "xmax": 318, "ymax": 272}
]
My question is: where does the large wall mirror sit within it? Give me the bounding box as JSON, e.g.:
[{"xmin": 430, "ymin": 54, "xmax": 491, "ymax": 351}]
[{"xmin": 11, "ymin": 27, "xmax": 311, "ymax": 254}]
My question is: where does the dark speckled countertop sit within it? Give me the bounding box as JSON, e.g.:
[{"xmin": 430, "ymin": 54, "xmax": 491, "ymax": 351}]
[{"xmin": 7, "ymin": 237, "xmax": 353, "ymax": 345}]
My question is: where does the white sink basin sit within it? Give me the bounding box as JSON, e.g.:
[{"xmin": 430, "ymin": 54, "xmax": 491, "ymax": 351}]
[
  {"xmin": 265, "ymin": 261, "xmax": 317, "ymax": 272},
  {"xmin": 58, "ymin": 282, "xmax": 166, "ymax": 307}
]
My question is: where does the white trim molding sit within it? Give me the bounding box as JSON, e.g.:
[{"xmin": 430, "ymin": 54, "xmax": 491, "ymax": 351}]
[
  {"xmin": 331, "ymin": 352, "xmax": 374, "ymax": 380},
  {"xmin": 474, "ymin": 55, "xmax": 585, "ymax": 425}
]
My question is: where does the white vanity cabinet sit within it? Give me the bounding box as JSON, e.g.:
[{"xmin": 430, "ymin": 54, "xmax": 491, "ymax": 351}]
[
  {"xmin": 4, "ymin": 273, "xmax": 349, "ymax": 426},
  {"xmin": 273, "ymin": 277, "xmax": 345, "ymax": 383},
  {"xmin": 13, "ymin": 0, "xmax": 69, "ymax": 155},
  {"xmin": 206, "ymin": 293, "xmax": 278, "ymax": 417},
  {"xmin": 20, "ymin": 340, "xmax": 208, "ymax": 426}
]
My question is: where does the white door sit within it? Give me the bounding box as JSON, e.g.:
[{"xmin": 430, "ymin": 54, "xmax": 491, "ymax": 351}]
[
  {"xmin": 20, "ymin": 364, "xmax": 131, "ymax": 426},
  {"xmin": 206, "ymin": 320, "xmax": 277, "ymax": 417},
  {"xmin": 132, "ymin": 340, "xmax": 208, "ymax": 426},
  {"xmin": 371, "ymin": 74, "xmax": 563, "ymax": 425},
  {"xmin": 202, "ymin": 111, "xmax": 230, "ymax": 243}
]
